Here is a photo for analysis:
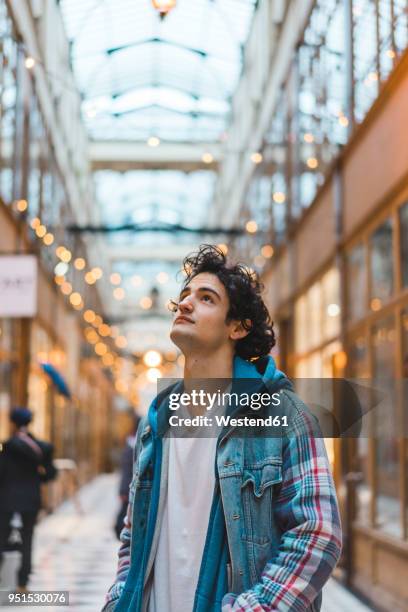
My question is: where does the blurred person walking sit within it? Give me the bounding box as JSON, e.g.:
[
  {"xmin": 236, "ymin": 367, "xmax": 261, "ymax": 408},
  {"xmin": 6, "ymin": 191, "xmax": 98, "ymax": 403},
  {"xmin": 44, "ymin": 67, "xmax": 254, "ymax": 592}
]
[{"xmin": 0, "ymin": 408, "xmax": 57, "ymax": 592}]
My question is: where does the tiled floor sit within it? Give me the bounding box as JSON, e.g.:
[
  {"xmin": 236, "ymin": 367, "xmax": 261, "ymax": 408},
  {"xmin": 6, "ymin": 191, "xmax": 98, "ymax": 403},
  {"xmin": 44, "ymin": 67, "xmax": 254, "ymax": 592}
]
[{"xmin": 0, "ymin": 474, "xmax": 373, "ymax": 611}]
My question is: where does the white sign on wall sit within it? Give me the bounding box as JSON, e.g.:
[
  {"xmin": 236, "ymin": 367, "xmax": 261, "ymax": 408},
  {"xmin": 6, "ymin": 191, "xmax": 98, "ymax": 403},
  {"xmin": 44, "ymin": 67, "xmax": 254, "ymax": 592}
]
[{"xmin": 0, "ymin": 255, "xmax": 38, "ymax": 317}]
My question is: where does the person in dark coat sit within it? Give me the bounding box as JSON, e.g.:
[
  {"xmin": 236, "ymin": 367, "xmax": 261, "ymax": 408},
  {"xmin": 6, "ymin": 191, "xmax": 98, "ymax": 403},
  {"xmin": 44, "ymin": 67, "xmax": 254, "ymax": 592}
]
[{"xmin": 0, "ymin": 407, "xmax": 56, "ymax": 591}]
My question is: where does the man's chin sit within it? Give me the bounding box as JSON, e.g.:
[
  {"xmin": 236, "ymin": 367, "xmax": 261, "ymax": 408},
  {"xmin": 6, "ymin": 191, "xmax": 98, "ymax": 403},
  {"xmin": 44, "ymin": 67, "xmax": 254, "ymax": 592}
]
[{"xmin": 170, "ymin": 326, "xmax": 195, "ymax": 349}]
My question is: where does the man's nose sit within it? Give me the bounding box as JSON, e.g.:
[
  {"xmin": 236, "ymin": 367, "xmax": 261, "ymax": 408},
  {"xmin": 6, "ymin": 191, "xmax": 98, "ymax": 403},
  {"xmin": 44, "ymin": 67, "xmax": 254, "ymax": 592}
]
[{"xmin": 178, "ymin": 296, "xmax": 193, "ymax": 313}]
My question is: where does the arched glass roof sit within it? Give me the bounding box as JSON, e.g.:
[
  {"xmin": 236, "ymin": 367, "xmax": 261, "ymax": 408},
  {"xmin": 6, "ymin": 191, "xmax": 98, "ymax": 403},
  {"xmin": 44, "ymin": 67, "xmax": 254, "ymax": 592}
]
[{"xmin": 60, "ymin": 0, "xmax": 258, "ymax": 142}]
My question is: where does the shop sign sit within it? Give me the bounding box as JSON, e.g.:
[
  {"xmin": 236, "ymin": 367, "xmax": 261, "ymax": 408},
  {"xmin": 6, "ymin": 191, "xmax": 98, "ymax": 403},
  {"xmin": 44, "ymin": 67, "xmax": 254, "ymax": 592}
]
[{"xmin": 0, "ymin": 255, "xmax": 38, "ymax": 317}]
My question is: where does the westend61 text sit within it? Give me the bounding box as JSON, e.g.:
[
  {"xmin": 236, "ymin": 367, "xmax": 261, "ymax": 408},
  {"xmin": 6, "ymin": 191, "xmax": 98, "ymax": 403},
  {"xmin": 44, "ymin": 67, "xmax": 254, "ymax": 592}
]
[
  {"xmin": 168, "ymin": 415, "xmax": 289, "ymax": 428},
  {"xmin": 168, "ymin": 390, "xmax": 282, "ymax": 411}
]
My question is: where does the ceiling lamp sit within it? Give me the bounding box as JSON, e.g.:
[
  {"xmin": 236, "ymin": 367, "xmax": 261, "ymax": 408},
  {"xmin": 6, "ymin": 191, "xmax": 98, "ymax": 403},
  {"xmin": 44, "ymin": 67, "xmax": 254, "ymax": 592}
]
[{"xmin": 152, "ymin": 0, "xmax": 176, "ymax": 19}]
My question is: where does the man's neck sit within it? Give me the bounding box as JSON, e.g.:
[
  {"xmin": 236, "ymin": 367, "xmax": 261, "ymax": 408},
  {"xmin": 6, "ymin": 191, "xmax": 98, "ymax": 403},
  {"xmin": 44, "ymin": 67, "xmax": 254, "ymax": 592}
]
[{"xmin": 183, "ymin": 348, "xmax": 234, "ymax": 381}]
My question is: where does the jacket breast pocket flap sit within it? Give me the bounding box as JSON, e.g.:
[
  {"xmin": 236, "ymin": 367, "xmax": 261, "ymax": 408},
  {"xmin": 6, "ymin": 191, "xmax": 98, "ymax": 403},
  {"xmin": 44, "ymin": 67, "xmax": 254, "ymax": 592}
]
[{"xmin": 241, "ymin": 461, "xmax": 282, "ymax": 498}]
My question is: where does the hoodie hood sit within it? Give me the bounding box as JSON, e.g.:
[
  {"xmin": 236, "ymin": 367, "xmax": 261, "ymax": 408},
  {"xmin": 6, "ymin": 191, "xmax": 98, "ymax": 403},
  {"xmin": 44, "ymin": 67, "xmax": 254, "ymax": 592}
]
[{"xmin": 148, "ymin": 354, "xmax": 293, "ymax": 436}]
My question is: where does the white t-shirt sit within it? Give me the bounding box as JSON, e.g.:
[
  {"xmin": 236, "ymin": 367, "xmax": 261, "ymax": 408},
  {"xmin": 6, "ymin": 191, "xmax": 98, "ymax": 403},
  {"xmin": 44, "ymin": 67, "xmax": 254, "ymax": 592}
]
[{"xmin": 147, "ymin": 433, "xmax": 218, "ymax": 612}]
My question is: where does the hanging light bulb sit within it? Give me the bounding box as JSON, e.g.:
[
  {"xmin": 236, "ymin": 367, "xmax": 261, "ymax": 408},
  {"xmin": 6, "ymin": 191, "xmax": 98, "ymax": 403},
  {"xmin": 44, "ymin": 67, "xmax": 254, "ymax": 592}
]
[{"xmin": 152, "ymin": 0, "xmax": 176, "ymax": 19}]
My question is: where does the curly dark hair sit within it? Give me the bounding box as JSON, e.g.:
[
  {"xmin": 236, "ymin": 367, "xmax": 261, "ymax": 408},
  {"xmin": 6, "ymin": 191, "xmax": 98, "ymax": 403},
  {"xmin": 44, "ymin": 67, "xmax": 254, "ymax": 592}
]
[{"xmin": 172, "ymin": 244, "xmax": 275, "ymax": 361}]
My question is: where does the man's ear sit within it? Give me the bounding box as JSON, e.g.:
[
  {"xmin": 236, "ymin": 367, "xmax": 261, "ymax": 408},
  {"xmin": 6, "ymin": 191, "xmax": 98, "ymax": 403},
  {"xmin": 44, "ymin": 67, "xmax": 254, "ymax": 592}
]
[{"xmin": 229, "ymin": 319, "xmax": 252, "ymax": 341}]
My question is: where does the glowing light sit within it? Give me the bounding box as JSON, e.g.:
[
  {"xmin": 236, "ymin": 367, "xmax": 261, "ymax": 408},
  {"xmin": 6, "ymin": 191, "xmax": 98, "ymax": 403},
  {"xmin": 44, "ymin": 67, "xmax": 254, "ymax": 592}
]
[
  {"xmin": 113, "ymin": 287, "xmax": 125, "ymax": 300},
  {"xmin": 261, "ymin": 245, "xmax": 274, "ymax": 258},
  {"xmin": 54, "ymin": 275, "xmax": 64, "ymax": 286},
  {"xmin": 334, "ymin": 351, "xmax": 347, "ymax": 370},
  {"xmin": 95, "ymin": 342, "xmax": 108, "ymax": 356},
  {"xmin": 16, "ymin": 199, "xmax": 28, "ymax": 212},
  {"xmin": 30, "ymin": 217, "xmax": 41, "ymax": 229},
  {"xmin": 152, "ymin": 0, "xmax": 176, "ymax": 17},
  {"xmin": 93, "ymin": 315, "xmax": 103, "ymax": 327},
  {"xmin": 143, "ymin": 350, "xmax": 162, "ymax": 368},
  {"xmin": 250, "ymin": 152, "xmax": 263, "ymax": 164},
  {"xmin": 307, "ymin": 157, "xmax": 318, "ymax": 169},
  {"xmin": 85, "ymin": 329, "xmax": 99, "ymax": 344},
  {"xmin": 156, "ymin": 272, "xmax": 169, "ymax": 284},
  {"xmin": 54, "ymin": 262, "xmax": 69, "ymax": 276},
  {"xmin": 339, "ymin": 115, "xmax": 349, "ymax": 127},
  {"xmin": 304, "ymin": 133, "xmax": 314, "ymax": 143},
  {"xmin": 147, "ymin": 136, "xmax": 160, "ymax": 147},
  {"xmin": 85, "ymin": 271, "xmax": 96, "ymax": 285},
  {"xmin": 74, "ymin": 257, "xmax": 86, "ymax": 270},
  {"xmin": 202, "ymin": 152, "xmax": 214, "ymax": 164},
  {"xmin": 92, "ymin": 267, "xmax": 103, "ymax": 280},
  {"xmin": 115, "ymin": 335, "xmax": 128, "ymax": 349},
  {"xmin": 110, "ymin": 273, "xmax": 122, "ymax": 285},
  {"xmin": 368, "ymin": 71, "xmax": 378, "ymax": 82},
  {"xmin": 273, "ymin": 192, "xmax": 285, "ymax": 204},
  {"xmin": 102, "ymin": 353, "xmax": 115, "ymax": 367},
  {"xmin": 69, "ymin": 292, "xmax": 82, "ymax": 306},
  {"xmin": 246, "ymin": 220, "xmax": 258, "ymax": 234},
  {"xmin": 60, "ymin": 282, "xmax": 72, "ymax": 295},
  {"xmin": 35, "ymin": 225, "xmax": 47, "ymax": 238},
  {"xmin": 56, "ymin": 247, "xmax": 72, "ymax": 263},
  {"xmin": 140, "ymin": 296, "xmax": 153, "ymax": 309},
  {"xmin": 327, "ymin": 303, "xmax": 340, "ymax": 317},
  {"xmin": 146, "ymin": 367, "xmax": 162, "ymax": 382},
  {"xmin": 43, "ymin": 233, "xmax": 54, "ymax": 246},
  {"xmin": 370, "ymin": 297, "xmax": 382, "ymax": 311},
  {"xmin": 25, "ymin": 56, "xmax": 35, "ymax": 69},
  {"xmin": 99, "ymin": 324, "xmax": 111, "ymax": 337},
  {"xmin": 217, "ymin": 243, "xmax": 228, "ymax": 255},
  {"xmin": 386, "ymin": 49, "xmax": 396, "ymax": 59},
  {"xmin": 83, "ymin": 309, "xmax": 96, "ymax": 323}
]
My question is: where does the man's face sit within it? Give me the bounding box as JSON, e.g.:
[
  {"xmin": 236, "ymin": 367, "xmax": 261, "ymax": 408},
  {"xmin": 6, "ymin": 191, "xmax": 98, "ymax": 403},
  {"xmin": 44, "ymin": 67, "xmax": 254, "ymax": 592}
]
[{"xmin": 170, "ymin": 272, "xmax": 239, "ymax": 356}]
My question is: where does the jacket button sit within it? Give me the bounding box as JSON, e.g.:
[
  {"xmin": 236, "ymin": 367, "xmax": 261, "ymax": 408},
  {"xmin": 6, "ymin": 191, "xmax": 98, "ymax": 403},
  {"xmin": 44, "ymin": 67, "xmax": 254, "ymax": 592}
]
[
  {"xmin": 144, "ymin": 425, "xmax": 151, "ymax": 434},
  {"xmin": 224, "ymin": 460, "xmax": 234, "ymax": 467},
  {"xmin": 239, "ymin": 569, "xmax": 244, "ymax": 575},
  {"xmin": 232, "ymin": 513, "xmax": 240, "ymax": 520}
]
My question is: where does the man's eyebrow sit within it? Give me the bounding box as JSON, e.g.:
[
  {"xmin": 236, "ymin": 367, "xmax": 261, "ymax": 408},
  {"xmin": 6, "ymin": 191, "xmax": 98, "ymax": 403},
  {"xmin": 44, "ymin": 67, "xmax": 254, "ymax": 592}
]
[{"xmin": 179, "ymin": 286, "xmax": 221, "ymax": 300}]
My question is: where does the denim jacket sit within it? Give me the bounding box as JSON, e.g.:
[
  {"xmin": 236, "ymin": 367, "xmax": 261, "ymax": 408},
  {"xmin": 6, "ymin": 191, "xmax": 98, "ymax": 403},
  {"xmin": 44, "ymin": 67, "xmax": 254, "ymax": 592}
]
[{"xmin": 103, "ymin": 356, "xmax": 342, "ymax": 612}]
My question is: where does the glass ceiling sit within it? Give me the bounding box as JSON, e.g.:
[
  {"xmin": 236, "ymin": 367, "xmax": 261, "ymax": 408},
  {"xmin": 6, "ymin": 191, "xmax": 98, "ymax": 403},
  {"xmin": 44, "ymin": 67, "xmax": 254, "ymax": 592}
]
[{"xmin": 60, "ymin": 0, "xmax": 258, "ymax": 142}]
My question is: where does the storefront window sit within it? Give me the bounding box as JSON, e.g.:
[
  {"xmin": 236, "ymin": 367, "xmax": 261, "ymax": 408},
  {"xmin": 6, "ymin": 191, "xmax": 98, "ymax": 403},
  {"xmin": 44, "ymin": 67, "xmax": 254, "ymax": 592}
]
[
  {"xmin": 370, "ymin": 218, "xmax": 393, "ymax": 309},
  {"xmin": 347, "ymin": 243, "xmax": 367, "ymax": 321},
  {"xmin": 402, "ymin": 308, "xmax": 408, "ymax": 536},
  {"xmin": 0, "ymin": 6, "xmax": 18, "ymax": 204},
  {"xmin": 372, "ymin": 315, "xmax": 401, "ymax": 537},
  {"xmin": 400, "ymin": 202, "xmax": 408, "ymax": 288},
  {"xmin": 0, "ymin": 319, "xmax": 16, "ymax": 440}
]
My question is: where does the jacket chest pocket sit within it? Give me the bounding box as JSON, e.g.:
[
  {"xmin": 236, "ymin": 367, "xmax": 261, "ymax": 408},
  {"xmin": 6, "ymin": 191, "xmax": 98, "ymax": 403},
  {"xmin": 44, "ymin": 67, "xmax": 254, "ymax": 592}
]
[{"xmin": 241, "ymin": 460, "xmax": 282, "ymax": 545}]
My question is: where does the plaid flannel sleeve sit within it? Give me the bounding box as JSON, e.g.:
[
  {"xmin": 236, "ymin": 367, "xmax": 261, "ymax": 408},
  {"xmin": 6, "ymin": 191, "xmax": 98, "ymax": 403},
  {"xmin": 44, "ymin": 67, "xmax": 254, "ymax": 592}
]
[
  {"xmin": 222, "ymin": 406, "xmax": 342, "ymax": 612},
  {"xmin": 102, "ymin": 423, "xmax": 145, "ymax": 612}
]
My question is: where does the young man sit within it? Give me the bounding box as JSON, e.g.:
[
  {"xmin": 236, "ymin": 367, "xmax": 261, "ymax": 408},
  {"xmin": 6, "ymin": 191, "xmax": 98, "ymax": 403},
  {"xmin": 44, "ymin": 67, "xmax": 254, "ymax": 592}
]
[{"xmin": 103, "ymin": 245, "xmax": 342, "ymax": 612}]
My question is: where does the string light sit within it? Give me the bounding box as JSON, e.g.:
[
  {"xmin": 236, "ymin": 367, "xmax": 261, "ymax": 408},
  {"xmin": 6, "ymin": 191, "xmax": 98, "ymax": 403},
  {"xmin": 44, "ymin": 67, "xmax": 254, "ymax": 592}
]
[
  {"xmin": 110, "ymin": 272, "xmax": 121, "ymax": 285},
  {"xmin": 261, "ymin": 245, "xmax": 274, "ymax": 258},
  {"xmin": 43, "ymin": 232, "xmax": 54, "ymax": 245},
  {"xmin": 306, "ymin": 157, "xmax": 318, "ymax": 169},
  {"xmin": 202, "ymin": 152, "xmax": 214, "ymax": 164},
  {"xmin": 24, "ymin": 56, "xmax": 35, "ymax": 69},
  {"xmin": 273, "ymin": 192, "xmax": 285, "ymax": 204},
  {"xmin": 74, "ymin": 257, "xmax": 86, "ymax": 270},
  {"xmin": 113, "ymin": 287, "xmax": 125, "ymax": 300},
  {"xmin": 245, "ymin": 220, "xmax": 258, "ymax": 234},
  {"xmin": 140, "ymin": 296, "xmax": 153, "ymax": 309},
  {"xmin": 147, "ymin": 136, "xmax": 160, "ymax": 147},
  {"xmin": 250, "ymin": 152, "xmax": 263, "ymax": 164}
]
